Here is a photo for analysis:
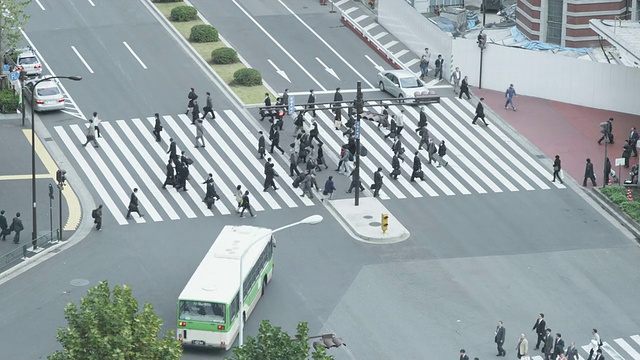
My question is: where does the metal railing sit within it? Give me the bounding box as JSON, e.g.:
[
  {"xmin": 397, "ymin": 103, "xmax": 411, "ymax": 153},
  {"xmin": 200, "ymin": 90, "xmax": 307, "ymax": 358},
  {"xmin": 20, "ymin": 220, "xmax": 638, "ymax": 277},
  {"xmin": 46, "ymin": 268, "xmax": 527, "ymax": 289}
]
[{"xmin": 0, "ymin": 230, "xmax": 58, "ymax": 271}]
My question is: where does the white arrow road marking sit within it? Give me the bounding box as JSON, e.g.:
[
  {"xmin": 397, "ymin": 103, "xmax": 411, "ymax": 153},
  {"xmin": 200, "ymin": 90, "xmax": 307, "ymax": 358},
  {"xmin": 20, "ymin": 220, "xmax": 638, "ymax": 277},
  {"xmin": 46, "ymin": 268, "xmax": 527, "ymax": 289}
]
[
  {"xmin": 315, "ymin": 57, "xmax": 340, "ymax": 81},
  {"xmin": 267, "ymin": 59, "xmax": 290, "ymax": 82},
  {"xmin": 364, "ymin": 55, "xmax": 384, "ymax": 72}
]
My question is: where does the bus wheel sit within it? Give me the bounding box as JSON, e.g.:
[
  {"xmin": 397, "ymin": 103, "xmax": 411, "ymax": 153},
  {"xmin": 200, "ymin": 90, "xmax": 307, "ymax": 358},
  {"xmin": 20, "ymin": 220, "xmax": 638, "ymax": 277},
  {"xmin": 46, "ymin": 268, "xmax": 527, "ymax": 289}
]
[{"xmin": 261, "ymin": 276, "xmax": 268, "ymax": 296}]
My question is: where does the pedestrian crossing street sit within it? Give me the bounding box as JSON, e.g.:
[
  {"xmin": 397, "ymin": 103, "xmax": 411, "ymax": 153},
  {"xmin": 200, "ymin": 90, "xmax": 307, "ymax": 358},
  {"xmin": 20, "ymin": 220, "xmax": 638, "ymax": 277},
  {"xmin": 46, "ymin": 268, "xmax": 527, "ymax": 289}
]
[
  {"xmin": 52, "ymin": 96, "xmax": 563, "ymax": 226},
  {"xmin": 525, "ymin": 333, "xmax": 640, "ymax": 360}
]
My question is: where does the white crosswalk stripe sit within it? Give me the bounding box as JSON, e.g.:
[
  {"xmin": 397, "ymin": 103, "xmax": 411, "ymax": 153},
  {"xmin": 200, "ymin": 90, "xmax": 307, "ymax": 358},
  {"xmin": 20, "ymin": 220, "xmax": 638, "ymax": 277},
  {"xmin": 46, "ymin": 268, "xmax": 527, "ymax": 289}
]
[{"xmin": 615, "ymin": 338, "xmax": 640, "ymax": 359}]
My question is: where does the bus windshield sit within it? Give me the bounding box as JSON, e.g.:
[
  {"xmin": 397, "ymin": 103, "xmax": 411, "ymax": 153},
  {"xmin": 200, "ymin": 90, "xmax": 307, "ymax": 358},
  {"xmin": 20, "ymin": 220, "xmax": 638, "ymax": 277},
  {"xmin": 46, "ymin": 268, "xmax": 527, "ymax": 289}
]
[{"xmin": 179, "ymin": 300, "xmax": 226, "ymax": 324}]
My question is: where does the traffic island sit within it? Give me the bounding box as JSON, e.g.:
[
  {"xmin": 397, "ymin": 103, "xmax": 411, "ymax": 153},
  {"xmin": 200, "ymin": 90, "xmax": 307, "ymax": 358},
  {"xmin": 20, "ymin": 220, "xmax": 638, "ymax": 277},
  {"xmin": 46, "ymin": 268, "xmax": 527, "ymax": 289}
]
[{"xmin": 325, "ymin": 197, "xmax": 410, "ymax": 244}]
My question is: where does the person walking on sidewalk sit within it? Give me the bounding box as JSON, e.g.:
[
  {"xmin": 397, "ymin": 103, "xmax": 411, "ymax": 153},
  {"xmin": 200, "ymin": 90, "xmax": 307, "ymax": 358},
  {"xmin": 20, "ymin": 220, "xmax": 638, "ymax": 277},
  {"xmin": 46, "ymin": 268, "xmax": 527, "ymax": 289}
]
[
  {"xmin": 125, "ymin": 188, "xmax": 144, "ymax": 219},
  {"xmin": 495, "ymin": 320, "xmax": 506, "ymax": 357},
  {"xmin": 629, "ymin": 127, "xmax": 639, "ymax": 157},
  {"xmin": 239, "ymin": 190, "xmax": 256, "ymax": 218},
  {"xmin": 82, "ymin": 119, "xmax": 99, "ymax": 147},
  {"xmin": 472, "ymin": 98, "xmax": 488, "ymax": 126},
  {"xmin": 194, "ymin": 119, "xmax": 205, "ymax": 148},
  {"xmin": 552, "ymin": 155, "xmax": 563, "ymax": 184},
  {"xmin": 423, "ymin": 47, "xmax": 431, "ymax": 71},
  {"xmin": 583, "ymin": 158, "xmax": 596, "ymax": 187},
  {"xmin": 459, "ymin": 76, "xmax": 471, "ymax": 100},
  {"xmin": 598, "ymin": 118, "xmax": 614, "ymax": 145},
  {"xmin": 419, "ymin": 55, "xmax": 429, "ymax": 79},
  {"xmin": 201, "ymin": 92, "xmax": 215, "ymax": 119},
  {"xmin": 92, "ymin": 112, "xmax": 102, "ymax": 138},
  {"xmin": 10, "ymin": 212, "xmax": 24, "ymax": 244},
  {"xmin": 92, "ymin": 205, "xmax": 103, "ymax": 231},
  {"xmin": 153, "ymin": 113, "xmax": 162, "ymax": 142},
  {"xmin": 323, "ymin": 175, "xmax": 336, "ymax": 200},
  {"xmin": 191, "ymin": 100, "xmax": 200, "ymax": 125},
  {"xmin": 0, "ymin": 210, "xmax": 8, "ymax": 241},
  {"xmin": 346, "ymin": 169, "xmax": 365, "ymax": 193},
  {"xmin": 505, "ymin": 84, "xmax": 517, "ymax": 111},
  {"xmin": 434, "ymin": 54, "xmax": 443, "ymax": 81},
  {"xmin": 451, "ymin": 67, "xmax": 462, "ymax": 94},
  {"xmin": 186, "ymin": 87, "xmax": 197, "ymax": 115},
  {"xmin": 623, "ymin": 140, "xmax": 632, "ymax": 168}
]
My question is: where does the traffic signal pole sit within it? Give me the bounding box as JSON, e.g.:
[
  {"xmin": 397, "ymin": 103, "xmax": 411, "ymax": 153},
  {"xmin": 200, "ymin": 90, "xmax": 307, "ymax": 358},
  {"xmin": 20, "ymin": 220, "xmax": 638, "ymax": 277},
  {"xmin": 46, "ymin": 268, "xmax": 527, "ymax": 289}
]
[{"xmin": 354, "ymin": 82, "xmax": 364, "ymax": 206}]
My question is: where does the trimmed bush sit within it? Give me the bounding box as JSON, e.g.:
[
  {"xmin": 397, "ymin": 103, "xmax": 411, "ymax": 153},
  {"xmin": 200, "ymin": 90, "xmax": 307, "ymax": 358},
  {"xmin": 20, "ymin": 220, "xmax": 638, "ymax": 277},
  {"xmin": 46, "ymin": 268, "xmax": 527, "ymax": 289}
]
[
  {"xmin": 153, "ymin": 0, "xmax": 180, "ymax": 3},
  {"xmin": 601, "ymin": 185, "xmax": 627, "ymax": 205},
  {"xmin": 211, "ymin": 47, "xmax": 239, "ymax": 64},
  {"xmin": 620, "ymin": 200, "xmax": 640, "ymax": 221},
  {"xmin": 170, "ymin": 5, "xmax": 197, "ymax": 22},
  {"xmin": 233, "ymin": 68, "xmax": 262, "ymax": 86},
  {"xmin": 190, "ymin": 25, "xmax": 219, "ymax": 43},
  {"xmin": 0, "ymin": 87, "xmax": 19, "ymax": 114}
]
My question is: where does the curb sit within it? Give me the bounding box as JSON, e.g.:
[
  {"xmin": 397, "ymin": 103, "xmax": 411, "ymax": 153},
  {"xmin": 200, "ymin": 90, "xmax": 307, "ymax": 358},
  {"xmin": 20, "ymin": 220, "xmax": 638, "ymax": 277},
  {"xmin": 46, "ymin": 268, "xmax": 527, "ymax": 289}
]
[{"xmin": 585, "ymin": 188, "xmax": 640, "ymax": 242}]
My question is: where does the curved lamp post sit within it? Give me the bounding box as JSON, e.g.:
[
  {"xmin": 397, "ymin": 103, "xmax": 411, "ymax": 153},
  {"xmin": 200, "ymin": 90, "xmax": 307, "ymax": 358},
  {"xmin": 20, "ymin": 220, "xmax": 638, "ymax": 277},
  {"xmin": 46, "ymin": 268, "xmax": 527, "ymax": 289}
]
[
  {"xmin": 238, "ymin": 214, "xmax": 323, "ymax": 347},
  {"xmin": 31, "ymin": 75, "xmax": 82, "ymax": 247}
]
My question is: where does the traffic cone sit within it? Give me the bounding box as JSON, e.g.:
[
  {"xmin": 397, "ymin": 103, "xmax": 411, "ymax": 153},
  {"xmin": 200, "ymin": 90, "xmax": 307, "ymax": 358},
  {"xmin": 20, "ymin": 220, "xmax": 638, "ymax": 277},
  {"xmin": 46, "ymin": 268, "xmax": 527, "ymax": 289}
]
[{"xmin": 627, "ymin": 187, "xmax": 634, "ymax": 202}]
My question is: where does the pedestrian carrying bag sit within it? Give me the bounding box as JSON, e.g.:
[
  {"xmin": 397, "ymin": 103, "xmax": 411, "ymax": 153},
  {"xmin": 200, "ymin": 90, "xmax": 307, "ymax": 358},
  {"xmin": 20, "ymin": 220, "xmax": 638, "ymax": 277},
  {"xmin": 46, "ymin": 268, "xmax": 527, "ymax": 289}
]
[
  {"xmin": 91, "ymin": 209, "xmax": 97, "ymax": 219},
  {"xmin": 185, "ymin": 157, "xmax": 194, "ymax": 165}
]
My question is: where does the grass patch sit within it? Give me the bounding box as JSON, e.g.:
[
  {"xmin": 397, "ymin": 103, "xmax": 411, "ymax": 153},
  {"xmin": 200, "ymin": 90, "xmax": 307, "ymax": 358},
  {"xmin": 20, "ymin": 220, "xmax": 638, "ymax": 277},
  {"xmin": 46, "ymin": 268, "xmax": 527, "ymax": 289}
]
[
  {"xmin": 600, "ymin": 185, "xmax": 640, "ymax": 221},
  {"xmin": 152, "ymin": 1, "xmax": 270, "ymax": 104}
]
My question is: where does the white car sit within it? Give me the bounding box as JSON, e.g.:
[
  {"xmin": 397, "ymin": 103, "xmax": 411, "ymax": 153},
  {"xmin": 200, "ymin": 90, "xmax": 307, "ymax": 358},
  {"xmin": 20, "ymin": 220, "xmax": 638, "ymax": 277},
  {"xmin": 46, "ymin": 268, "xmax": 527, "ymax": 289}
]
[
  {"xmin": 377, "ymin": 70, "xmax": 440, "ymax": 103},
  {"xmin": 23, "ymin": 79, "xmax": 65, "ymax": 112},
  {"xmin": 4, "ymin": 47, "xmax": 43, "ymax": 77}
]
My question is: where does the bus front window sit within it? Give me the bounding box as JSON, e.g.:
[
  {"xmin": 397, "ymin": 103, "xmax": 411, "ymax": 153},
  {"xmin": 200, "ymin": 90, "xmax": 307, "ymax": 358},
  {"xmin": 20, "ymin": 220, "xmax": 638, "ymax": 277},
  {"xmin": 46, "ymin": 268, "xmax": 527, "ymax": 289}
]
[{"xmin": 179, "ymin": 301, "xmax": 226, "ymax": 323}]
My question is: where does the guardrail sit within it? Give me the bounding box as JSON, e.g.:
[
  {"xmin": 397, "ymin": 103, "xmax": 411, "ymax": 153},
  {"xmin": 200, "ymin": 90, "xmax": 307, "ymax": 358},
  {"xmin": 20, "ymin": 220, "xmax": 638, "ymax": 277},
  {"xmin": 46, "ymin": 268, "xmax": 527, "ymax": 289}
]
[{"xmin": 0, "ymin": 230, "xmax": 58, "ymax": 271}]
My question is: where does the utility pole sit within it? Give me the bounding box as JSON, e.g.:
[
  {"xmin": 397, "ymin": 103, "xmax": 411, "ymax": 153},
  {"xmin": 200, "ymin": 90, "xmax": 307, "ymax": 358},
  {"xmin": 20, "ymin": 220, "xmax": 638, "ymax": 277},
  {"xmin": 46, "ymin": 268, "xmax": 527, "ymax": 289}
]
[
  {"xmin": 48, "ymin": 183, "xmax": 53, "ymax": 242},
  {"xmin": 353, "ymin": 81, "xmax": 364, "ymax": 206},
  {"xmin": 477, "ymin": 32, "xmax": 486, "ymax": 89}
]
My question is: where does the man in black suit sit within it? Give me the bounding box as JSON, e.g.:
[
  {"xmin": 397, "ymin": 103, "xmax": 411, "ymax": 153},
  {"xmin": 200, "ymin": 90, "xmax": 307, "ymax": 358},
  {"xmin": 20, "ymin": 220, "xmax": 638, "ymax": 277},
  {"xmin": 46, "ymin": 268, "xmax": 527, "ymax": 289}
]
[
  {"xmin": 459, "ymin": 349, "xmax": 469, "ymax": 360},
  {"xmin": 552, "ymin": 333, "xmax": 565, "ymax": 359},
  {"xmin": 532, "ymin": 313, "xmax": 547, "ymax": 350},
  {"xmin": 167, "ymin": 138, "xmax": 178, "ymax": 165},
  {"xmin": 565, "ymin": 341, "xmax": 578, "ymax": 360},
  {"xmin": 306, "ymin": 89, "xmax": 316, "ymax": 117},
  {"xmin": 261, "ymin": 93, "xmax": 271, "ymax": 121},
  {"xmin": 629, "ymin": 126, "xmax": 639, "ymax": 157},
  {"xmin": 495, "ymin": 320, "xmax": 506, "ymax": 356},
  {"xmin": 542, "ymin": 329, "xmax": 553, "ymax": 360},
  {"xmin": 472, "ymin": 97, "xmax": 488, "ymax": 126}
]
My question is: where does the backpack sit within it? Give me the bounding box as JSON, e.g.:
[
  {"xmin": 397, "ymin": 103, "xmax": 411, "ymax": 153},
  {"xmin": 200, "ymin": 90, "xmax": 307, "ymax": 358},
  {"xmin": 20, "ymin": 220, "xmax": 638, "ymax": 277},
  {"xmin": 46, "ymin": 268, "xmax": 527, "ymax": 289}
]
[
  {"xmin": 292, "ymin": 174, "xmax": 306, "ymax": 188},
  {"xmin": 91, "ymin": 209, "xmax": 97, "ymax": 219}
]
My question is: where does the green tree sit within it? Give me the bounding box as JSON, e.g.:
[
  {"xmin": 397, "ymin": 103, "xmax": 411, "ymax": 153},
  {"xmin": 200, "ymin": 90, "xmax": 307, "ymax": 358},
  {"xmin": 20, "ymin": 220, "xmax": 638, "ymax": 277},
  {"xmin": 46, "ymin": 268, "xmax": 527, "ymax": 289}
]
[
  {"xmin": 49, "ymin": 281, "xmax": 182, "ymax": 360},
  {"xmin": 0, "ymin": 0, "xmax": 32, "ymax": 57},
  {"xmin": 228, "ymin": 320, "xmax": 334, "ymax": 360}
]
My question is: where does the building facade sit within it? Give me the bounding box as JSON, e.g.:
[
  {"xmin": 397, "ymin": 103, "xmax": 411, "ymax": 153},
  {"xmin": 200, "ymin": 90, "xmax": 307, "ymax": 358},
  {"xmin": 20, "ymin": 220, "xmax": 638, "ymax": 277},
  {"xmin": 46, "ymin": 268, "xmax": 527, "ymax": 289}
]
[{"xmin": 516, "ymin": 0, "xmax": 638, "ymax": 47}]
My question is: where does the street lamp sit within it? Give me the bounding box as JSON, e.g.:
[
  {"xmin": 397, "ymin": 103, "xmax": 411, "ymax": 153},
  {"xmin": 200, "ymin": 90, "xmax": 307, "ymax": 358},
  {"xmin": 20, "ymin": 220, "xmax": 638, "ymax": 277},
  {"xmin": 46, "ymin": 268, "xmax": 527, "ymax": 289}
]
[
  {"xmin": 30, "ymin": 75, "xmax": 82, "ymax": 247},
  {"xmin": 238, "ymin": 214, "xmax": 323, "ymax": 347}
]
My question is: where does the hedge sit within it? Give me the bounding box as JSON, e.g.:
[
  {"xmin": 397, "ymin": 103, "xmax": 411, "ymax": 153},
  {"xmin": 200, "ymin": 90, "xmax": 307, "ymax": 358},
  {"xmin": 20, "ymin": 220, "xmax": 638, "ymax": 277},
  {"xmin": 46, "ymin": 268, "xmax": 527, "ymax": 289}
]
[
  {"xmin": 211, "ymin": 47, "xmax": 238, "ymax": 64},
  {"xmin": 190, "ymin": 25, "xmax": 219, "ymax": 43},
  {"xmin": 153, "ymin": 0, "xmax": 180, "ymax": 3},
  {"xmin": 0, "ymin": 87, "xmax": 19, "ymax": 114},
  {"xmin": 233, "ymin": 68, "xmax": 262, "ymax": 86},
  {"xmin": 170, "ymin": 5, "xmax": 197, "ymax": 22},
  {"xmin": 620, "ymin": 201, "xmax": 640, "ymax": 221}
]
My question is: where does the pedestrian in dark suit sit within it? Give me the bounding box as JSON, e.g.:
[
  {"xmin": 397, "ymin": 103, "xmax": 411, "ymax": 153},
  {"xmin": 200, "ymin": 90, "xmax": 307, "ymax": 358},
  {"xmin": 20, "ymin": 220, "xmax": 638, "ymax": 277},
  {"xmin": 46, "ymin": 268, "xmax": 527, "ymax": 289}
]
[
  {"xmin": 411, "ymin": 152, "xmax": 424, "ymax": 182},
  {"xmin": 495, "ymin": 320, "xmax": 506, "ymax": 356},
  {"xmin": 565, "ymin": 341, "xmax": 578, "ymax": 360},
  {"xmin": 175, "ymin": 164, "xmax": 189, "ymax": 192},
  {"xmin": 306, "ymin": 89, "xmax": 316, "ymax": 117},
  {"xmin": 257, "ymin": 131, "xmax": 266, "ymax": 159},
  {"xmin": 597, "ymin": 118, "xmax": 613, "ymax": 145},
  {"xmin": 0, "ymin": 210, "xmax": 8, "ymax": 241},
  {"xmin": 629, "ymin": 126, "xmax": 639, "ymax": 157},
  {"xmin": 542, "ymin": 329, "xmax": 553, "ymax": 359},
  {"xmin": 202, "ymin": 92, "xmax": 215, "ymax": 119},
  {"xmin": 334, "ymin": 87, "xmax": 343, "ymax": 105},
  {"xmin": 532, "ymin": 313, "xmax": 546, "ymax": 350},
  {"xmin": 372, "ymin": 167, "xmax": 383, "ymax": 197},
  {"xmin": 125, "ymin": 189, "xmax": 144, "ymax": 219},
  {"xmin": 472, "ymin": 97, "xmax": 488, "ymax": 126},
  {"xmin": 202, "ymin": 174, "xmax": 220, "ymax": 209},
  {"xmin": 186, "ymin": 88, "xmax": 197, "ymax": 115},
  {"xmin": 583, "ymin": 158, "xmax": 596, "ymax": 186},
  {"xmin": 593, "ymin": 348, "xmax": 605, "ymax": 360},
  {"xmin": 260, "ymin": 93, "xmax": 271, "ymax": 121},
  {"xmin": 552, "ymin": 155, "xmax": 563, "ymax": 183},
  {"xmin": 390, "ymin": 153, "xmax": 401, "ymax": 180},
  {"xmin": 162, "ymin": 161, "xmax": 174, "ymax": 189},
  {"xmin": 191, "ymin": 100, "xmax": 200, "ymax": 124},
  {"xmin": 10, "ymin": 212, "xmax": 24, "ymax": 244},
  {"xmin": 459, "ymin": 76, "xmax": 471, "ymax": 100},
  {"xmin": 239, "ymin": 190, "xmax": 256, "ymax": 218},
  {"xmin": 622, "ymin": 140, "xmax": 632, "ymax": 168},
  {"xmin": 153, "ymin": 113, "xmax": 162, "ymax": 142},
  {"xmin": 269, "ymin": 129, "xmax": 285, "ymax": 155},
  {"xmin": 459, "ymin": 349, "xmax": 469, "ymax": 360},
  {"xmin": 93, "ymin": 205, "xmax": 103, "ymax": 231},
  {"xmin": 263, "ymin": 163, "xmax": 278, "ymax": 192},
  {"xmin": 167, "ymin": 138, "xmax": 178, "ymax": 165},
  {"xmin": 552, "ymin": 333, "xmax": 565, "ymax": 359},
  {"xmin": 603, "ymin": 157, "xmax": 612, "ymax": 187}
]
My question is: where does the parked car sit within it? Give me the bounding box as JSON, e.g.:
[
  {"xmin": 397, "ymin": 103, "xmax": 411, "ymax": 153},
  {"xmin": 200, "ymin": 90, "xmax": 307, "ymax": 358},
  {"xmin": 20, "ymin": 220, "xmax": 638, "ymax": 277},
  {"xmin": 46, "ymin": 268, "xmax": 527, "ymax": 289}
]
[
  {"xmin": 23, "ymin": 78, "xmax": 65, "ymax": 112},
  {"xmin": 3, "ymin": 47, "xmax": 43, "ymax": 77},
  {"xmin": 377, "ymin": 70, "xmax": 440, "ymax": 103}
]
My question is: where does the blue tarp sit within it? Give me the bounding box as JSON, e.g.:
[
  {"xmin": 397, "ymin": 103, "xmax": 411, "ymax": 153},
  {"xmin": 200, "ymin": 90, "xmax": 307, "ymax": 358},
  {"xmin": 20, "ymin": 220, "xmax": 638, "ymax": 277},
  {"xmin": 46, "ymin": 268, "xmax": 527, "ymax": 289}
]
[{"xmin": 510, "ymin": 27, "xmax": 593, "ymax": 54}]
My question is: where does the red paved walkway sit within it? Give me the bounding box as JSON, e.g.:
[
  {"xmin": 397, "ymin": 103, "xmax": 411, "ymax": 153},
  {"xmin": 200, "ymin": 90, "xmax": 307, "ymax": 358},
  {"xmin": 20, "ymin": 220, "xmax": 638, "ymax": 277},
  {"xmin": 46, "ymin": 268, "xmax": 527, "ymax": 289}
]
[{"xmin": 475, "ymin": 88, "xmax": 640, "ymax": 185}]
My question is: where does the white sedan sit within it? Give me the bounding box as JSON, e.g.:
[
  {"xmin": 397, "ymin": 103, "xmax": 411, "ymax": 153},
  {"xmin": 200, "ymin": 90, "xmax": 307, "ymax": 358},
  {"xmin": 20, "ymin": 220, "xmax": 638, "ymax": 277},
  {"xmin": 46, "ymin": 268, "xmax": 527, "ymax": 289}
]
[
  {"xmin": 23, "ymin": 79, "xmax": 65, "ymax": 112},
  {"xmin": 377, "ymin": 70, "xmax": 440, "ymax": 103}
]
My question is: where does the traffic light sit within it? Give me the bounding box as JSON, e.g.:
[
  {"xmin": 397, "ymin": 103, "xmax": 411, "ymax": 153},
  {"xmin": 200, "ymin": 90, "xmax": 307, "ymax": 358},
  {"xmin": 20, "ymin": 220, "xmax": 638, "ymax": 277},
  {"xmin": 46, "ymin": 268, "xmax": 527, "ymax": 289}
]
[
  {"xmin": 312, "ymin": 334, "xmax": 345, "ymax": 350},
  {"xmin": 381, "ymin": 213, "xmax": 389, "ymax": 234},
  {"xmin": 56, "ymin": 169, "xmax": 67, "ymax": 185},
  {"xmin": 19, "ymin": 70, "xmax": 27, "ymax": 81},
  {"xmin": 477, "ymin": 33, "xmax": 487, "ymax": 49},
  {"xmin": 49, "ymin": 183, "xmax": 54, "ymax": 200}
]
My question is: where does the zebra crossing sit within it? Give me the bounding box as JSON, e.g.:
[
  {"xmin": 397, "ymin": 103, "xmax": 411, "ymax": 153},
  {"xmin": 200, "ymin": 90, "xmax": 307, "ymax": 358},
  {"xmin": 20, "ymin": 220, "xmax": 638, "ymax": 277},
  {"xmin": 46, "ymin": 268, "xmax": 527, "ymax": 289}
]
[
  {"xmin": 52, "ymin": 95, "xmax": 563, "ymax": 226},
  {"xmin": 525, "ymin": 333, "xmax": 640, "ymax": 360}
]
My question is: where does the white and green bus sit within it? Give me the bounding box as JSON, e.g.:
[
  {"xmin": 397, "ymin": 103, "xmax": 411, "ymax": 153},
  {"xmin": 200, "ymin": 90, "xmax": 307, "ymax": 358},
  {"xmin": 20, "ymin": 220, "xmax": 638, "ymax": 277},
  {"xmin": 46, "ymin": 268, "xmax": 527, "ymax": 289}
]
[{"xmin": 176, "ymin": 225, "xmax": 275, "ymax": 350}]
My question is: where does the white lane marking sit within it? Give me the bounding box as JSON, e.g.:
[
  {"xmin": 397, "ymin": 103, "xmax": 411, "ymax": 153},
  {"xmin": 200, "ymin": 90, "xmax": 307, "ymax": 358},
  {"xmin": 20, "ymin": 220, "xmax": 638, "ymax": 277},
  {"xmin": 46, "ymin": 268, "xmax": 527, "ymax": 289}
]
[
  {"xmin": 35, "ymin": 0, "xmax": 46, "ymax": 10},
  {"xmin": 632, "ymin": 335, "xmax": 640, "ymax": 347},
  {"xmin": 404, "ymin": 58, "xmax": 420, "ymax": 67},
  {"xmin": 452, "ymin": 98, "xmax": 565, "ymax": 189},
  {"xmin": 225, "ymin": 110, "xmax": 314, "ymax": 206},
  {"xmin": 177, "ymin": 114, "xmax": 278, "ymax": 210},
  {"xmin": 277, "ymin": 0, "xmax": 375, "ymax": 88},
  {"xmin": 343, "ymin": 7, "xmax": 358, "ymax": 14},
  {"xmin": 100, "ymin": 120, "xmax": 180, "ymax": 220},
  {"xmin": 136, "ymin": 118, "xmax": 215, "ymax": 216},
  {"xmin": 68, "ymin": 125, "xmax": 146, "ymax": 223},
  {"xmin": 70, "ymin": 46, "xmax": 94, "ymax": 74},
  {"xmin": 210, "ymin": 114, "xmax": 297, "ymax": 208},
  {"xmin": 87, "ymin": 0, "xmax": 96, "ymax": 6},
  {"xmin": 334, "ymin": 0, "xmax": 349, "ymax": 6},
  {"xmin": 439, "ymin": 100, "xmax": 537, "ymax": 190},
  {"xmin": 394, "ymin": 49, "xmax": 409, "ymax": 58},
  {"xmin": 615, "ymin": 338, "xmax": 640, "ymax": 359},
  {"xmin": 163, "ymin": 115, "xmax": 241, "ymax": 213},
  {"xmin": 602, "ymin": 341, "xmax": 628, "ymax": 360},
  {"xmin": 353, "ymin": 15, "xmax": 368, "ymax": 23},
  {"xmin": 398, "ymin": 103, "xmax": 487, "ymax": 194},
  {"xmin": 124, "ymin": 119, "xmax": 198, "ymax": 219},
  {"xmin": 363, "ymin": 23, "xmax": 378, "ymax": 32},
  {"xmin": 425, "ymin": 79, "xmax": 441, "ymax": 87},
  {"xmin": 309, "ymin": 111, "xmax": 390, "ymax": 199},
  {"xmin": 364, "ymin": 55, "xmax": 384, "ymax": 72},
  {"xmin": 123, "ymin": 41, "xmax": 147, "ymax": 69},
  {"xmin": 383, "ymin": 40, "xmax": 399, "ymax": 48},
  {"xmin": 54, "ymin": 126, "xmax": 127, "ymax": 225},
  {"xmin": 372, "ymin": 32, "xmax": 388, "ymax": 40},
  {"xmin": 267, "ymin": 59, "xmax": 290, "ymax": 83},
  {"xmin": 230, "ymin": 0, "xmax": 325, "ymax": 91},
  {"xmin": 316, "ymin": 57, "xmax": 340, "ymax": 81}
]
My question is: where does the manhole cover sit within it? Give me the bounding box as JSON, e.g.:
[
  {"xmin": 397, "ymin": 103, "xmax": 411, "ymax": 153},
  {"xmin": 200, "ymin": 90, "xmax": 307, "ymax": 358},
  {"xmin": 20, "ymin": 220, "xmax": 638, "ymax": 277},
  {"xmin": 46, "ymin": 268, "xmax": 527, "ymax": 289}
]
[
  {"xmin": 369, "ymin": 221, "xmax": 381, "ymax": 227},
  {"xmin": 363, "ymin": 215, "xmax": 373, "ymax": 219},
  {"xmin": 70, "ymin": 279, "xmax": 90, "ymax": 287}
]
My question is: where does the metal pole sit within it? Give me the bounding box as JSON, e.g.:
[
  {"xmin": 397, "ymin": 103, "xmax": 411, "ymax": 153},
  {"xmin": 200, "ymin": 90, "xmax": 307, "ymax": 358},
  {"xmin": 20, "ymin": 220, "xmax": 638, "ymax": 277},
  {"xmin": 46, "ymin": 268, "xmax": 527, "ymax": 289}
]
[
  {"xmin": 238, "ymin": 254, "xmax": 244, "ymax": 347},
  {"xmin": 59, "ymin": 183, "xmax": 63, "ymax": 240},
  {"xmin": 354, "ymin": 82, "xmax": 363, "ymax": 206},
  {"xmin": 479, "ymin": 48, "xmax": 484, "ymax": 89},
  {"xmin": 604, "ymin": 135, "xmax": 609, "ymax": 187},
  {"xmin": 482, "ymin": 0, "xmax": 487, "ymax": 26},
  {"xmin": 49, "ymin": 183, "xmax": 53, "ymax": 242},
  {"xmin": 31, "ymin": 87, "xmax": 37, "ymax": 245},
  {"xmin": 21, "ymin": 75, "xmax": 25, "ymax": 126}
]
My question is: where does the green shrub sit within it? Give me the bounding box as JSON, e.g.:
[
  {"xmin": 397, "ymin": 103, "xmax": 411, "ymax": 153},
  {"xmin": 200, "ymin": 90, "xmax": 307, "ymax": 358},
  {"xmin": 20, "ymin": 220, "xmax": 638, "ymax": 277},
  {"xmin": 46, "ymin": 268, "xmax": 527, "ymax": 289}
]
[
  {"xmin": 170, "ymin": 5, "xmax": 197, "ymax": 22},
  {"xmin": 211, "ymin": 47, "xmax": 239, "ymax": 64},
  {"xmin": 602, "ymin": 185, "xmax": 627, "ymax": 205},
  {"xmin": 233, "ymin": 68, "xmax": 262, "ymax": 86},
  {"xmin": 620, "ymin": 201, "xmax": 640, "ymax": 221},
  {"xmin": 152, "ymin": 0, "xmax": 180, "ymax": 2},
  {"xmin": 0, "ymin": 87, "xmax": 18, "ymax": 114},
  {"xmin": 190, "ymin": 25, "xmax": 219, "ymax": 42}
]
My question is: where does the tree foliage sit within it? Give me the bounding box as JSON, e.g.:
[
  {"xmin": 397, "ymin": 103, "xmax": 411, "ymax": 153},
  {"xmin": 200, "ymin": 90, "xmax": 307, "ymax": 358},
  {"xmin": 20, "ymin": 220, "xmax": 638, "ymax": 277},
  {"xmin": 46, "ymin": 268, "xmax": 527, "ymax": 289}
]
[
  {"xmin": 228, "ymin": 320, "xmax": 333, "ymax": 360},
  {"xmin": 49, "ymin": 281, "xmax": 182, "ymax": 360},
  {"xmin": 0, "ymin": 0, "xmax": 32, "ymax": 56}
]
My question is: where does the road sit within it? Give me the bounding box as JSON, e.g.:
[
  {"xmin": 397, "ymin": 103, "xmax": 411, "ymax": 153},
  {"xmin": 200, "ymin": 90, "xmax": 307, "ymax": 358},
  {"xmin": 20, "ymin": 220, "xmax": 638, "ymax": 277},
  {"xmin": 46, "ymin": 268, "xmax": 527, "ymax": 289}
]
[{"xmin": 0, "ymin": 0, "xmax": 639, "ymax": 359}]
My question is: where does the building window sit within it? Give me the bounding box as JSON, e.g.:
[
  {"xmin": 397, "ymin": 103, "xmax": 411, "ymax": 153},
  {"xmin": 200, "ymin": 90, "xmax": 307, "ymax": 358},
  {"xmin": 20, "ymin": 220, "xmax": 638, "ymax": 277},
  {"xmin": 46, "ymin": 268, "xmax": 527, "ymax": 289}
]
[{"xmin": 547, "ymin": 0, "xmax": 563, "ymax": 44}]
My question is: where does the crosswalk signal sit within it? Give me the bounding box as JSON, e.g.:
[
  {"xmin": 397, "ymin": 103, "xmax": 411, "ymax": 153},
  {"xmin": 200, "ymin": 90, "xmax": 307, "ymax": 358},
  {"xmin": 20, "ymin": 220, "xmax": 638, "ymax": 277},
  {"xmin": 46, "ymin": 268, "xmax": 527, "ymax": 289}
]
[
  {"xmin": 478, "ymin": 33, "xmax": 487, "ymax": 49},
  {"xmin": 312, "ymin": 334, "xmax": 345, "ymax": 350},
  {"xmin": 381, "ymin": 213, "xmax": 389, "ymax": 234},
  {"xmin": 56, "ymin": 169, "xmax": 67, "ymax": 185}
]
